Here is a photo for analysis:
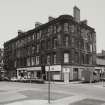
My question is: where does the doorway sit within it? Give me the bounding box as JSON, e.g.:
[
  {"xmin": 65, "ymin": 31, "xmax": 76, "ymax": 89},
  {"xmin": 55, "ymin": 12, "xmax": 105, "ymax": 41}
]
[{"xmin": 73, "ymin": 68, "xmax": 78, "ymax": 80}]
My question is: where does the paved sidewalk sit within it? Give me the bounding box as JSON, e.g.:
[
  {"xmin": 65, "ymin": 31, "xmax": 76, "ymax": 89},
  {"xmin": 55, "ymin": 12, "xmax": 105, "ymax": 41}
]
[
  {"xmin": 45, "ymin": 81, "xmax": 82, "ymax": 85},
  {"xmin": 5, "ymin": 95, "xmax": 105, "ymax": 105},
  {"xmin": 5, "ymin": 95, "xmax": 87, "ymax": 105},
  {"xmin": 1, "ymin": 81, "xmax": 105, "ymax": 105}
]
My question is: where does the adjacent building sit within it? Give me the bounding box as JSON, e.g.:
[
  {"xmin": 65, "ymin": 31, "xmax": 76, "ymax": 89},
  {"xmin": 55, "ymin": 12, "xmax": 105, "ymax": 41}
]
[
  {"xmin": 95, "ymin": 50, "xmax": 105, "ymax": 80},
  {"xmin": 0, "ymin": 48, "xmax": 5, "ymax": 79},
  {"xmin": 4, "ymin": 6, "xmax": 96, "ymax": 82}
]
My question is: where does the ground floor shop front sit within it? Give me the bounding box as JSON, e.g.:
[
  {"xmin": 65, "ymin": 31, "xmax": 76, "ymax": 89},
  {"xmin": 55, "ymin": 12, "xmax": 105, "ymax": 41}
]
[
  {"xmin": 17, "ymin": 66, "xmax": 42, "ymax": 80},
  {"xmin": 45, "ymin": 65, "xmax": 95, "ymax": 83},
  {"xmin": 95, "ymin": 66, "xmax": 105, "ymax": 81},
  {"xmin": 16, "ymin": 65, "xmax": 97, "ymax": 83}
]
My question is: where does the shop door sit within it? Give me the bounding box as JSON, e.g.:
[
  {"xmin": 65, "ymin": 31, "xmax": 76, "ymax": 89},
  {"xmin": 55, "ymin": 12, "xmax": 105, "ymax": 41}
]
[
  {"xmin": 73, "ymin": 68, "xmax": 78, "ymax": 80},
  {"xmin": 64, "ymin": 72, "xmax": 69, "ymax": 84}
]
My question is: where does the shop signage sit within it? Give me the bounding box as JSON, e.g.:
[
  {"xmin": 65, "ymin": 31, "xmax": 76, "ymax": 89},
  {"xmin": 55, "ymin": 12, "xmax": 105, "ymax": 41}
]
[
  {"xmin": 17, "ymin": 67, "xmax": 41, "ymax": 71},
  {"xmin": 27, "ymin": 67, "xmax": 41, "ymax": 71},
  {"xmin": 45, "ymin": 65, "xmax": 61, "ymax": 71},
  {"xmin": 95, "ymin": 67, "xmax": 105, "ymax": 70},
  {"xmin": 17, "ymin": 68, "xmax": 26, "ymax": 71},
  {"xmin": 63, "ymin": 67, "xmax": 70, "ymax": 72}
]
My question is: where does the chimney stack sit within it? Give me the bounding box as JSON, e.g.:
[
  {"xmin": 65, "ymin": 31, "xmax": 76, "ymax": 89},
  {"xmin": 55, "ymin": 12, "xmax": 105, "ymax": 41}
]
[
  {"xmin": 18, "ymin": 30, "xmax": 23, "ymax": 36},
  {"xmin": 73, "ymin": 6, "xmax": 80, "ymax": 22},
  {"xmin": 80, "ymin": 20, "xmax": 88, "ymax": 25},
  {"xmin": 35, "ymin": 22, "xmax": 42, "ymax": 28},
  {"xmin": 48, "ymin": 16, "xmax": 55, "ymax": 22}
]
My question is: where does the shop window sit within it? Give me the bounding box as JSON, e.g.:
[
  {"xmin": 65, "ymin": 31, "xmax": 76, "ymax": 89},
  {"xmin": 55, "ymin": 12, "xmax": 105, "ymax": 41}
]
[
  {"xmin": 64, "ymin": 53, "xmax": 69, "ymax": 63},
  {"xmin": 37, "ymin": 71, "xmax": 41, "ymax": 78},
  {"xmin": 74, "ymin": 68, "xmax": 78, "ymax": 72}
]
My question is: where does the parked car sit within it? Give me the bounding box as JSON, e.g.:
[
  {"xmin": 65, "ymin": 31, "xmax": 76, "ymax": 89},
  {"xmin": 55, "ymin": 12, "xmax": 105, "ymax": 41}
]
[
  {"xmin": 10, "ymin": 77, "xmax": 18, "ymax": 82},
  {"xmin": 0, "ymin": 77, "xmax": 9, "ymax": 81}
]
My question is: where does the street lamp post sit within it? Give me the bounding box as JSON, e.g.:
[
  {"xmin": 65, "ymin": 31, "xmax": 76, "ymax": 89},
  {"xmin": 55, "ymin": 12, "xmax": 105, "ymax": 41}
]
[{"xmin": 48, "ymin": 64, "xmax": 51, "ymax": 104}]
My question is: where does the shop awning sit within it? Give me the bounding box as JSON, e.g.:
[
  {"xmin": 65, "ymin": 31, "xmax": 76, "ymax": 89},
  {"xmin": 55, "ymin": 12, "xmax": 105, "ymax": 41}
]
[{"xmin": 17, "ymin": 67, "xmax": 41, "ymax": 71}]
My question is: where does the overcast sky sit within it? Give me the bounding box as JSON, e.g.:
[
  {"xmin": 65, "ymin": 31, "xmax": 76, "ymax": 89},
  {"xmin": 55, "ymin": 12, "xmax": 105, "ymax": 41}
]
[{"xmin": 0, "ymin": 0, "xmax": 105, "ymax": 52}]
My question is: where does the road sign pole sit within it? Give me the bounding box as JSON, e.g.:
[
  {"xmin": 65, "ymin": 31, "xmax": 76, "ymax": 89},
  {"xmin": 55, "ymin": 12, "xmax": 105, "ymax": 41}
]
[{"xmin": 48, "ymin": 65, "xmax": 50, "ymax": 104}]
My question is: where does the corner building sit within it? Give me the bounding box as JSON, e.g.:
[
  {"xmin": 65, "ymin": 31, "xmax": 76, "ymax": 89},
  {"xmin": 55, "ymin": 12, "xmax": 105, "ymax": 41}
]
[{"xmin": 4, "ymin": 7, "xmax": 96, "ymax": 82}]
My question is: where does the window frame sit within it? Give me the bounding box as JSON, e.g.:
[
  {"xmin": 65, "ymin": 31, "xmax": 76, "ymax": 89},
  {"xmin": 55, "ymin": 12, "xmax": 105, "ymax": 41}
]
[{"xmin": 64, "ymin": 53, "xmax": 69, "ymax": 63}]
